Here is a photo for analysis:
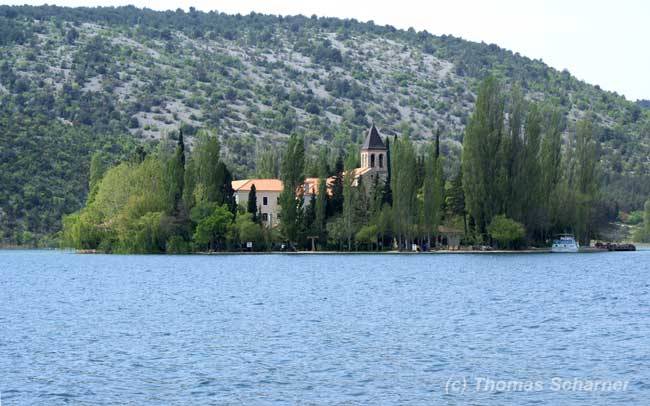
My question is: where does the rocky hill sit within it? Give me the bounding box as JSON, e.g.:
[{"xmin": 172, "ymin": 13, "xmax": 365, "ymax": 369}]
[{"xmin": 1, "ymin": 5, "xmax": 649, "ymax": 243}]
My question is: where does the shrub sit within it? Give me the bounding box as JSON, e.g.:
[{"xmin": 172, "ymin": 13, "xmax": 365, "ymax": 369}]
[{"xmin": 487, "ymin": 215, "xmax": 526, "ymax": 249}]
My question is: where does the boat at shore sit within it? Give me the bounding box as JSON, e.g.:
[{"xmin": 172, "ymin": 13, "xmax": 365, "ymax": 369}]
[{"xmin": 552, "ymin": 235, "xmax": 579, "ymax": 253}]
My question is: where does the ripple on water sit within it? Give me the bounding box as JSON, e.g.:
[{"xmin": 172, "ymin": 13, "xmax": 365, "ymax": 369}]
[{"xmin": 0, "ymin": 250, "xmax": 649, "ymax": 405}]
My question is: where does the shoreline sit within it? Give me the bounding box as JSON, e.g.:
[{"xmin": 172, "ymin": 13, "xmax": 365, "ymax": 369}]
[{"xmin": 4, "ymin": 246, "xmax": 649, "ymax": 254}]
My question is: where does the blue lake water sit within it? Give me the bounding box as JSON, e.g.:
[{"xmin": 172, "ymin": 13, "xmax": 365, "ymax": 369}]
[{"xmin": 1, "ymin": 249, "xmax": 649, "ymax": 405}]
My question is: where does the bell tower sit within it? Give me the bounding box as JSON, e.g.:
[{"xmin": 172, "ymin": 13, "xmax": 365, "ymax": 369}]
[{"xmin": 360, "ymin": 124, "xmax": 387, "ymax": 173}]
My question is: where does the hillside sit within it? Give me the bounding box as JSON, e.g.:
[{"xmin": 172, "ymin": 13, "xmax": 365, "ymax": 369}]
[{"xmin": 1, "ymin": 5, "xmax": 649, "ymax": 244}]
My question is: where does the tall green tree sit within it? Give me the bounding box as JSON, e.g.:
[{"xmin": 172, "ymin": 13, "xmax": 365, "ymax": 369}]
[
  {"xmin": 446, "ymin": 171, "xmax": 467, "ymax": 234},
  {"xmin": 391, "ymin": 132, "xmax": 418, "ymax": 249},
  {"xmin": 166, "ymin": 130, "xmax": 185, "ymax": 214},
  {"xmin": 328, "ymin": 154, "xmax": 345, "ymax": 216},
  {"xmin": 572, "ymin": 119, "xmax": 599, "ymax": 244},
  {"xmin": 215, "ymin": 162, "xmax": 236, "ymax": 211},
  {"xmin": 462, "ymin": 76, "xmax": 506, "ymax": 237},
  {"xmin": 519, "ymin": 104, "xmax": 543, "ymax": 236},
  {"xmin": 193, "ymin": 204, "xmax": 233, "ymax": 251},
  {"xmin": 382, "ymin": 137, "xmax": 393, "ymax": 206},
  {"xmin": 247, "ymin": 184, "xmax": 258, "ymax": 223},
  {"xmin": 279, "ymin": 134, "xmax": 305, "ymax": 243},
  {"xmin": 87, "ymin": 152, "xmax": 107, "ymax": 204},
  {"xmin": 342, "ymin": 152, "xmax": 357, "ymax": 250},
  {"xmin": 498, "ymin": 86, "xmax": 524, "ymax": 219},
  {"xmin": 422, "ymin": 134, "xmax": 444, "ymax": 247},
  {"xmin": 256, "ymin": 148, "xmax": 280, "ymax": 178},
  {"xmin": 192, "ymin": 131, "xmax": 222, "ymax": 203},
  {"xmin": 315, "ymin": 150, "xmax": 329, "ymax": 244},
  {"xmin": 643, "ymin": 199, "xmax": 650, "ymax": 242},
  {"xmin": 540, "ymin": 107, "xmax": 564, "ymax": 238}
]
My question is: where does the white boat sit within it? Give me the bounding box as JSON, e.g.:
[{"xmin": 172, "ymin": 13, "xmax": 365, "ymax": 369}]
[{"xmin": 551, "ymin": 234, "xmax": 580, "ymax": 253}]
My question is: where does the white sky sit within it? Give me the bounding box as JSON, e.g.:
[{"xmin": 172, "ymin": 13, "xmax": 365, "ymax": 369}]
[{"xmin": 5, "ymin": 0, "xmax": 649, "ymax": 100}]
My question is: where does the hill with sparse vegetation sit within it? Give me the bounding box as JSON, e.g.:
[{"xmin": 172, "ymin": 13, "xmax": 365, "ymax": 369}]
[{"xmin": 1, "ymin": 5, "xmax": 649, "ymax": 244}]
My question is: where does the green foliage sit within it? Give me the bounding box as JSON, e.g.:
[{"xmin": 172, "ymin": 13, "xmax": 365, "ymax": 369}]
[
  {"xmin": 422, "ymin": 134, "xmax": 444, "ymax": 244},
  {"xmin": 1, "ymin": 5, "xmax": 648, "ymax": 246},
  {"xmin": 462, "ymin": 76, "xmax": 505, "ymax": 234},
  {"xmin": 633, "ymin": 199, "xmax": 650, "ymax": 242},
  {"xmin": 193, "ymin": 204, "xmax": 234, "ymax": 250},
  {"xmin": 231, "ymin": 212, "xmax": 263, "ymax": 248},
  {"xmin": 166, "ymin": 235, "xmax": 190, "ymax": 254},
  {"xmin": 391, "ymin": 131, "xmax": 418, "ymax": 248},
  {"xmin": 279, "ymin": 133, "xmax": 305, "ymax": 242},
  {"xmin": 487, "ymin": 215, "xmax": 526, "ymax": 249},
  {"xmin": 356, "ymin": 224, "xmax": 378, "ymax": 250}
]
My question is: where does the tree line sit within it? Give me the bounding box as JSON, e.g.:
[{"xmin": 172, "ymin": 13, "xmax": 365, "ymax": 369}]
[{"xmin": 63, "ymin": 77, "xmax": 635, "ymax": 252}]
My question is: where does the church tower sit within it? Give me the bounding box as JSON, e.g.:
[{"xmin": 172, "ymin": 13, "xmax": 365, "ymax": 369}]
[{"xmin": 360, "ymin": 124, "xmax": 387, "ymax": 173}]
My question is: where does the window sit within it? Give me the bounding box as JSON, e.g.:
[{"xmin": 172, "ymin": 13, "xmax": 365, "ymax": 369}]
[
  {"xmin": 277, "ymin": 197, "xmax": 280, "ymax": 205},
  {"xmin": 379, "ymin": 154, "xmax": 384, "ymax": 168},
  {"xmin": 262, "ymin": 213, "xmax": 268, "ymax": 222},
  {"xmin": 370, "ymin": 153, "xmax": 375, "ymax": 167},
  {"xmin": 263, "ymin": 196, "xmax": 268, "ymax": 205}
]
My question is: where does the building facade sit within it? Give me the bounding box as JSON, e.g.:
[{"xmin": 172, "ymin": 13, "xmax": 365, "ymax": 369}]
[
  {"xmin": 232, "ymin": 179, "xmax": 283, "ymax": 227},
  {"xmin": 232, "ymin": 125, "xmax": 388, "ymax": 226}
]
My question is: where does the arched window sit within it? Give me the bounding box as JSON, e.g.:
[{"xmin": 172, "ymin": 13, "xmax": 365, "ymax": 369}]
[
  {"xmin": 370, "ymin": 153, "xmax": 375, "ymax": 167},
  {"xmin": 379, "ymin": 154, "xmax": 384, "ymax": 168}
]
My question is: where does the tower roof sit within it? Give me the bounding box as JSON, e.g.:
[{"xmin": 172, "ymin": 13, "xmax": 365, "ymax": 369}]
[{"xmin": 361, "ymin": 124, "xmax": 386, "ymax": 150}]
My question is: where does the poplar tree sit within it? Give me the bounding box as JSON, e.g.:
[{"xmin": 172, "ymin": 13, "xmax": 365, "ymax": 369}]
[
  {"xmin": 391, "ymin": 133, "xmax": 418, "ymax": 249},
  {"xmin": 422, "ymin": 132, "xmax": 444, "ymax": 247},
  {"xmin": 520, "ymin": 104, "xmax": 543, "ymax": 236},
  {"xmin": 643, "ymin": 199, "xmax": 650, "ymax": 241},
  {"xmin": 499, "ymin": 86, "xmax": 524, "ymax": 219},
  {"xmin": 315, "ymin": 151, "xmax": 328, "ymax": 243},
  {"xmin": 191, "ymin": 131, "xmax": 221, "ymax": 203},
  {"xmin": 342, "ymin": 152, "xmax": 357, "ymax": 250},
  {"xmin": 573, "ymin": 119, "xmax": 599, "ymax": 244},
  {"xmin": 279, "ymin": 134, "xmax": 305, "ymax": 243},
  {"xmin": 446, "ymin": 171, "xmax": 467, "ymax": 234},
  {"xmin": 462, "ymin": 76, "xmax": 505, "ymax": 237},
  {"xmin": 540, "ymin": 107, "xmax": 564, "ymax": 237}
]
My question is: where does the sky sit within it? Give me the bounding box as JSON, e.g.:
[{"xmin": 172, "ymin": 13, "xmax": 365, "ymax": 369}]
[{"xmin": 5, "ymin": 0, "xmax": 649, "ymax": 100}]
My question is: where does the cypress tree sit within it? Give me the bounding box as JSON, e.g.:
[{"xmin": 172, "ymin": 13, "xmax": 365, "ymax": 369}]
[
  {"xmin": 167, "ymin": 129, "xmax": 186, "ymax": 213},
  {"xmin": 247, "ymin": 184, "xmax": 258, "ymax": 223},
  {"xmin": 216, "ymin": 162, "xmax": 236, "ymax": 213},
  {"xmin": 329, "ymin": 154, "xmax": 344, "ymax": 216},
  {"xmin": 382, "ymin": 137, "xmax": 393, "ymax": 206}
]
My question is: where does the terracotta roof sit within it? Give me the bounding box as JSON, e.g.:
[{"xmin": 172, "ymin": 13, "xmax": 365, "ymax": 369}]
[
  {"xmin": 231, "ymin": 179, "xmax": 284, "ymax": 192},
  {"xmin": 304, "ymin": 177, "xmax": 335, "ymax": 196},
  {"xmin": 361, "ymin": 124, "xmax": 386, "ymax": 150},
  {"xmin": 349, "ymin": 167, "xmax": 372, "ymax": 178}
]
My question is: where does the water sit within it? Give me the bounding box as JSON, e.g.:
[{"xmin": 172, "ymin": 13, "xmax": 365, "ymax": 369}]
[{"xmin": 1, "ymin": 250, "xmax": 649, "ymax": 405}]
